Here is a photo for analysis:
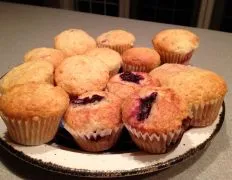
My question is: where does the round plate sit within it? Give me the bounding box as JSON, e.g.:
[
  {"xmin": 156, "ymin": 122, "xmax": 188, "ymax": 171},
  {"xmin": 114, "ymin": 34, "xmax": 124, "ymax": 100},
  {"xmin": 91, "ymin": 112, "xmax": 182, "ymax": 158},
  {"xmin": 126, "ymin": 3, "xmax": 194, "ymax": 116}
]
[{"xmin": 0, "ymin": 103, "xmax": 225, "ymax": 178}]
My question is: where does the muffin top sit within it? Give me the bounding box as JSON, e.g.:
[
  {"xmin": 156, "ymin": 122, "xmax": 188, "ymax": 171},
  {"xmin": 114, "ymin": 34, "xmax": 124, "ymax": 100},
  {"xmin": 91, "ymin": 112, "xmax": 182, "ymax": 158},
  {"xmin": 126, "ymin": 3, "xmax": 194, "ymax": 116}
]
[
  {"xmin": 24, "ymin": 47, "xmax": 65, "ymax": 68},
  {"xmin": 54, "ymin": 29, "xmax": 96, "ymax": 57},
  {"xmin": 153, "ymin": 29, "xmax": 199, "ymax": 54},
  {"xmin": 0, "ymin": 83, "xmax": 69, "ymax": 119},
  {"xmin": 96, "ymin": 30, "xmax": 135, "ymax": 46},
  {"xmin": 122, "ymin": 47, "xmax": 160, "ymax": 70},
  {"xmin": 122, "ymin": 87, "xmax": 191, "ymax": 134},
  {"xmin": 86, "ymin": 48, "xmax": 122, "ymax": 76},
  {"xmin": 55, "ymin": 55, "xmax": 109, "ymax": 95},
  {"xmin": 0, "ymin": 61, "xmax": 54, "ymax": 94},
  {"xmin": 164, "ymin": 67, "xmax": 228, "ymax": 104},
  {"xmin": 64, "ymin": 91, "xmax": 122, "ymax": 133},
  {"xmin": 106, "ymin": 72, "xmax": 160, "ymax": 100},
  {"xmin": 149, "ymin": 63, "xmax": 192, "ymax": 84}
]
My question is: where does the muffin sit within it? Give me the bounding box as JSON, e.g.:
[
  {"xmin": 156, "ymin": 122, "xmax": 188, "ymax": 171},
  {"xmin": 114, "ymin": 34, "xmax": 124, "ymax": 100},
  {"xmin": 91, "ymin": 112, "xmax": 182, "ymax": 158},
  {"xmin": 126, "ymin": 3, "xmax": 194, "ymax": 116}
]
[
  {"xmin": 96, "ymin": 30, "xmax": 135, "ymax": 54},
  {"xmin": 122, "ymin": 87, "xmax": 191, "ymax": 153},
  {"xmin": 0, "ymin": 61, "xmax": 54, "ymax": 94},
  {"xmin": 152, "ymin": 29, "xmax": 199, "ymax": 64},
  {"xmin": 106, "ymin": 72, "xmax": 160, "ymax": 100},
  {"xmin": 0, "ymin": 83, "xmax": 69, "ymax": 145},
  {"xmin": 24, "ymin": 47, "xmax": 65, "ymax": 68},
  {"xmin": 55, "ymin": 55, "xmax": 109, "ymax": 95},
  {"xmin": 63, "ymin": 91, "xmax": 123, "ymax": 152},
  {"xmin": 150, "ymin": 64, "xmax": 227, "ymax": 127},
  {"xmin": 86, "ymin": 48, "xmax": 122, "ymax": 77},
  {"xmin": 149, "ymin": 63, "xmax": 192, "ymax": 84},
  {"xmin": 54, "ymin": 29, "xmax": 96, "ymax": 57},
  {"xmin": 122, "ymin": 47, "xmax": 160, "ymax": 72}
]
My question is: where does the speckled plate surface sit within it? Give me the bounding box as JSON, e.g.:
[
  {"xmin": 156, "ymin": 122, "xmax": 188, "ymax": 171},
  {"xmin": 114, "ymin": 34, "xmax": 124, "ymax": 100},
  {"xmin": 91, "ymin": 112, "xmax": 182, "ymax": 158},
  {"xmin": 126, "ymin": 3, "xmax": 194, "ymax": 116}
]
[{"xmin": 0, "ymin": 103, "xmax": 225, "ymax": 178}]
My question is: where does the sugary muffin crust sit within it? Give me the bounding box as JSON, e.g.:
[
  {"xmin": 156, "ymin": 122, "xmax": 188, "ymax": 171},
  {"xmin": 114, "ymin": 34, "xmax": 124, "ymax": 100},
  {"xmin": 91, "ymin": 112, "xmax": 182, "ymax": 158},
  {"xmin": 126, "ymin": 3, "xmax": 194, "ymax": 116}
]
[
  {"xmin": 24, "ymin": 47, "xmax": 65, "ymax": 68},
  {"xmin": 97, "ymin": 30, "xmax": 135, "ymax": 46},
  {"xmin": 64, "ymin": 91, "xmax": 122, "ymax": 133},
  {"xmin": 55, "ymin": 55, "xmax": 109, "ymax": 95},
  {"xmin": 106, "ymin": 72, "xmax": 160, "ymax": 100},
  {"xmin": 122, "ymin": 87, "xmax": 191, "ymax": 134},
  {"xmin": 153, "ymin": 29, "xmax": 199, "ymax": 54},
  {"xmin": 54, "ymin": 29, "xmax": 96, "ymax": 57},
  {"xmin": 165, "ymin": 67, "xmax": 228, "ymax": 105},
  {"xmin": 0, "ymin": 83, "xmax": 69, "ymax": 119},
  {"xmin": 86, "ymin": 48, "xmax": 122, "ymax": 76},
  {"xmin": 122, "ymin": 47, "xmax": 160, "ymax": 70},
  {"xmin": 0, "ymin": 61, "xmax": 54, "ymax": 93}
]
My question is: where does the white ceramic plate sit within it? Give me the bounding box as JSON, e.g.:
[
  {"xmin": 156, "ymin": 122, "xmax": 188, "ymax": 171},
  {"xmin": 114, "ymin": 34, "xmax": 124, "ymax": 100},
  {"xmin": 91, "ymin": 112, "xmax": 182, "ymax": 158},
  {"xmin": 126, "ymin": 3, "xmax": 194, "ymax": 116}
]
[{"xmin": 0, "ymin": 103, "xmax": 225, "ymax": 178}]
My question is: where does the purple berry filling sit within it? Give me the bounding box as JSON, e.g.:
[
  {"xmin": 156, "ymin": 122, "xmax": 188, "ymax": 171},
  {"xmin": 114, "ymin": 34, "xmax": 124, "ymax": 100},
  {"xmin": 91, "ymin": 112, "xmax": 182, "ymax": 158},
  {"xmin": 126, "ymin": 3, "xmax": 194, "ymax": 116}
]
[
  {"xmin": 137, "ymin": 92, "xmax": 157, "ymax": 121},
  {"xmin": 70, "ymin": 94, "xmax": 104, "ymax": 105},
  {"xmin": 120, "ymin": 72, "xmax": 144, "ymax": 84}
]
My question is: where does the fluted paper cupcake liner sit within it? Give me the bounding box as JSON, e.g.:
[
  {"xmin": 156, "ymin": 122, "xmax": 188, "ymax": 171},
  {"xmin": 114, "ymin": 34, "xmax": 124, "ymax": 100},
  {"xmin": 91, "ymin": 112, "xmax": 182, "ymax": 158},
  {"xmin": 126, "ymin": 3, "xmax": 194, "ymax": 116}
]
[
  {"xmin": 125, "ymin": 124, "xmax": 183, "ymax": 154},
  {"xmin": 154, "ymin": 47, "xmax": 194, "ymax": 65},
  {"xmin": 190, "ymin": 97, "xmax": 224, "ymax": 127},
  {"xmin": 97, "ymin": 43, "xmax": 133, "ymax": 55},
  {"xmin": 64, "ymin": 124, "xmax": 123, "ymax": 152},
  {"xmin": 122, "ymin": 63, "xmax": 150, "ymax": 72},
  {"xmin": 0, "ymin": 113, "xmax": 61, "ymax": 145}
]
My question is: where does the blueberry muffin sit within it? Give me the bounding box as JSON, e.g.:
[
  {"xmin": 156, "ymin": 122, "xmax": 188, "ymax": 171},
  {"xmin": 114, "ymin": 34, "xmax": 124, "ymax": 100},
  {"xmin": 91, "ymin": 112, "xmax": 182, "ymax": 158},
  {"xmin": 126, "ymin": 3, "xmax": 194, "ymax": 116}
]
[
  {"xmin": 0, "ymin": 61, "xmax": 54, "ymax": 94},
  {"xmin": 55, "ymin": 55, "xmax": 109, "ymax": 95},
  {"xmin": 86, "ymin": 48, "xmax": 122, "ymax": 76},
  {"xmin": 96, "ymin": 30, "xmax": 135, "ymax": 54},
  {"xmin": 54, "ymin": 29, "xmax": 96, "ymax": 57},
  {"xmin": 150, "ymin": 64, "xmax": 227, "ymax": 127},
  {"xmin": 122, "ymin": 87, "xmax": 191, "ymax": 153},
  {"xmin": 63, "ymin": 91, "xmax": 123, "ymax": 152},
  {"xmin": 0, "ymin": 83, "xmax": 69, "ymax": 145},
  {"xmin": 24, "ymin": 47, "xmax": 65, "ymax": 68},
  {"xmin": 106, "ymin": 72, "xmax": 160, "ymax": 100},
  {"xmin": 152, "ymin": 29, "xmax": 199, "ymax": 64},
  {"xmin": 122, "ymin": 47, "xmax": 160, "ymax": 72}
]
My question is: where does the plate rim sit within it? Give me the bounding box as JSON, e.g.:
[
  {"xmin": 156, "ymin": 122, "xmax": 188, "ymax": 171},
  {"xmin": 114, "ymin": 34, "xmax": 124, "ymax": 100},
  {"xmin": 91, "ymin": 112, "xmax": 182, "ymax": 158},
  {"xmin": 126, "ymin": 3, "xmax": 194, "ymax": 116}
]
[{"xmin": 0, "ymin": 102, "xmax": 225, "ymax": 178}]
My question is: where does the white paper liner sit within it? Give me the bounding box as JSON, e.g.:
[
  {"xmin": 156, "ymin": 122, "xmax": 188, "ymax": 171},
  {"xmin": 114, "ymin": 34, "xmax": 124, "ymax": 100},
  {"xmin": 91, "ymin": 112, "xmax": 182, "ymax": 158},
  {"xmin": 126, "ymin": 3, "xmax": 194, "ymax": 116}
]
[
  {"xmin": 190, "ymin": 97, "xmax": 224, "ymax": 127},
  {"xmin": 154, "ymin": 47, "xmax": 194, "ymax": 64},
  {"xmin": 122, "ymin": 63, "xmax": 150, "ymax": 72},
  {"xmin": 0, "ymin": 113, "xmax": 61, "ymax": 145},
  {"xmin": 64, "ymin": 123, "xmax": 123, "ymax": 152},
  {"xmin": 97, "ymin": 43, "xmax": 133, "ymax": 55},
  {"xmin": 125, "ymin": 124, "xmax": 183, "ymax": 154}
]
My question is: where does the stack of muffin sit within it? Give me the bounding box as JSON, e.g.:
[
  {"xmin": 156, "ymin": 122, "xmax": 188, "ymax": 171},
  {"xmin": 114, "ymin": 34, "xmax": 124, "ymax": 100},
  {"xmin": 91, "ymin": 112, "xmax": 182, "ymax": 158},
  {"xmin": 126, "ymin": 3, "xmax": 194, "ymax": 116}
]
[{"xmin": 0, "ymin": 28, "xmax": 227, "ymax": 154}]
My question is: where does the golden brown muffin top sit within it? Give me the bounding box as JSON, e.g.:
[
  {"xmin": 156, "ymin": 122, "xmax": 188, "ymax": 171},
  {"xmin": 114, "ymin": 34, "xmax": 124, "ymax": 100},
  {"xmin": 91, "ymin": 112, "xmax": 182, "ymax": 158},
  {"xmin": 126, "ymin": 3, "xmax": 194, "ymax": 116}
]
[
  {"xmin": 96, "ymin": 30, "xmax": 135, "ymax": 46},
  {"xmin": 64, "ymin": 91, "xmax": 122, "ymax": 133},
  {"xmin": 24, "ymin": 47, "xmax": 65, "ymax": 68},
  {"xmin": 86, "ymin": 47, "xmax": 122, "ymax": 75},
  {"xmin": 54, "ymin": 29, "xmax": 96, "ymax": 57},
  {"xmin": 122, "ymin": 87, "xmax": 191, "ymax": 134},
  {"xmin": 153, "ymin": 29, "xmax": 199, "ymax": 54},
  {"xmin": 149, "ymin": 63, "xmax": 192, "ymax": 84},
  {"xmin": 150, "ymin": 64, "xmax": 227, "ymax": 104},
  {"xmin": 0, "ymin": 83, "xmax": 69, "ymax": 119},
  {"xmin": 106, "ymin": 72, "xmax": 160, "ymax": 100},
  {"xmin": 166, "ymin": 68, "xmax": 228, "ymax": 104},
  {"xmin": 122, "ymin": 47, "xmax": 160, "ymax": 69},
  {"xmin": 55, "ymin": 55, "xmax": 109, "ymax": 96},
  {"xmin": 0, "ymin": 61, "xmax": 54, "ymax": 94}
]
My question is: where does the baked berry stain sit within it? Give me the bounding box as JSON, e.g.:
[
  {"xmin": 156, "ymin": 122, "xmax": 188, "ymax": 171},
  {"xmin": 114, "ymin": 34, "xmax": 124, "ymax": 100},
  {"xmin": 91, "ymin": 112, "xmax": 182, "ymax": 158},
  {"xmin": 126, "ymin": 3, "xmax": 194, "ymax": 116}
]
[
  {"xmin": 120, "ymin": 72, "xmax": 144, "ymax": 84},
  {"xmin": 70, "ymin": 95, "xmax": 104, "ymax": 105},
  {"xmin": 137, "ymin": 92, "xmax": 157, "ymax": 121}
]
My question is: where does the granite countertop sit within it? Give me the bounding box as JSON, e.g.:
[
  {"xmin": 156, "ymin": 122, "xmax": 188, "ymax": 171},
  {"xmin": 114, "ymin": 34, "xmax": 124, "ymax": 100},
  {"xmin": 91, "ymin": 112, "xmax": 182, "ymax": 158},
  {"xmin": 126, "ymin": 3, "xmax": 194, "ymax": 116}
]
[{"xmin": 0, "ymin": 2, "xmax": 232, "ymax": 180}]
